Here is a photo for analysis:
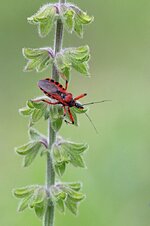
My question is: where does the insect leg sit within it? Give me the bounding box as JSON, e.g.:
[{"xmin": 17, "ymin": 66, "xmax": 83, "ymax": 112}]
[
  {"xmin": 65, "ymin": 107, "xmax": 74, "ymax": 124},
  {"xmin": 63, "ymin": 106, "xmax": 67, "ymax": 116},
  {"xmin": 32, "ymin": 98, "xmax": 60, "ymax": 105},
  {"xmin": 74, "ymin": 93, "xmax": 87, "ymax": 101},
  {"xmin": 64, "ymin": 80, "xmax": 68, "ymax": 90}
]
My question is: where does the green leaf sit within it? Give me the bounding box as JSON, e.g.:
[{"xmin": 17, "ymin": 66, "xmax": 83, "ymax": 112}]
[
  {"xmin": 70, "ymin": 154, "xmax": 86, "ymax": 168},
  {"xmin": 69, "ymin": 45, "xmax": 90, "ymax": 62},
  {"xmin": 56, "ymin": 199, "xmax": 65, "ymax": 213},
  {"xmin": 50, "ymin": 182, "xmax": 85, "ymax": 215},
  {"xmin": 71, "ymin": 106, "xmax": 87, "ymax": 114},
  {"xmin": 67, "ymin": 182, "xmax": 82, "ymax": 192},
  {"xmin": 32, "ymin": 109, "xmax": 44, "ymax": 123},
  {"xmin": 19, "ymin": 107, "xmax": 33, "ymax": 116},
  {"xmin": 53, "ymin": 139, "xmax": 88, "ymax": 171},
  {"xmin": 50, "ymin": 105, "xmax": 63, "ymax": 132},
  {"xmin": 30, "ymin": 188, "xmax": 46, "ymax": 208},
  {"xmin": 14, "ymin": 186, "xmax": 36, "ymax": 198},
  {"xmin": 54, "ymin": 53, "xmax": 71, "ymax": 80},
  {"xmin": 18, "ymin": 195, "xmax": 32, "ymax": 212},
  {"xmin": 65, "ymin": 196, "xmax": 78, "ymax": 215},
  {"xmin": 60, "ymin": 67, "xmax": 70, "ymax": 81},
  {"xmin": 23, "ymin": 48, "xmax": 47, "ymax": 59},
  {"xmin": 19, "ymin": 100, "xmax": 48, "ymax": 123},
  {"xmin": 23, "ymin": 48, "xmax": 53, "ymax": 72},
  {"xmin": 34, "ymin": 201, "xmax": 46, "ymax": 219},
  {"xmin": 72, "ymin": 62, "xmax": 89, "ymax": 75},
  {"xmin": 59, "ymin": 140, "xmax": 87, "ymax": 168},
  {"xmin": 54, "ymin": 162, "xmax": 66, "ymax": 177},
  {"xmin": 29, "ymin": 127, "xmax": 46, "ymax": 142},
  {"xmin": 61, "ymin": 8, "xmax": 75, "ymax": 33},
  {"xmin": 51, "ymin": 118, "xmax": 63, "ymax": 132},
  {"xmin": 53, "ymin": 146, "xmax": 63, "ymax": 163},
  {"xmin": 67, "ymin": 190, "xmax": 85, "ymax": 202},
  {"xmin": 39, "ymin": 20, "xmax": 52, "ymax": 37},
  {"xmin": 54, "ymin": 46, "xmax": 90, "ymax": 78},
  {"xmin": 44, "ymin": 108, "xmax": 50, "ymax": 120},
  {"xmin": 51, "ymin": 186, "xmax": 66, "ymax": 200},
  {"xmin": 14, "ymin": 185, "xmax": 48, "ymax": 216},
  {"xmin": 28, "ymin": 5, "xmax": 56, "ymax": 37},
  {"xmin": 53, "ymin": 145, "xmax": 70, "ymax": 176},
  {"xmin": 31, "ymin": 100, "xmax": 46, "ymax": 110},
  {"xmin": 16, "ymin": 141, "xmax": 40, "ymax": 156},
  {"xmin": 62, "ymin": 142, "xmax": 88, "ymax": 154},
  {"xmin": 27, "ymin": 100, "xmax": 35, "ymax": 108},
  {"xmin": 24, "ymin": 143, "xmax": 41, "ymax": 167},
  {"xmin": 72, "ymin": 6, "xmax": 94, "ymax": 25},
  {"xmin": 74, "ymin": 15, "xmax": 83, "ymax": 37}
]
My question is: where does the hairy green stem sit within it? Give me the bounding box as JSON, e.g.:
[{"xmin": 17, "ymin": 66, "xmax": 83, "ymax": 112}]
[{"xmin": 44, "ymin": 1, "xmax": 65, "ymax": 226}]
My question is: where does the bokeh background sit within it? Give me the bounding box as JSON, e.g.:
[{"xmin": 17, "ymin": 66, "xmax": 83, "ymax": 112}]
[{"xmin": 1, "ymin": 0, "xmax": 150, "ymax": 225}]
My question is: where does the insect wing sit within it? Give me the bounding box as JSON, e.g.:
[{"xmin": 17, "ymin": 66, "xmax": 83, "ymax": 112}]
[{"xmin": 38, "ymin": 79, "xmax": 58, "ymax": 94}]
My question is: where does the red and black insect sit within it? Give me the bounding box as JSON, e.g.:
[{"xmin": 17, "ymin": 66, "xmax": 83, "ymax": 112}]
[
  {"xmin": 34, "ymin": 78, "xmax": 86, "ymax": 124},
  {"xmin": 34, "ymin": 78, "xmax": 109, "ymax": 131}
]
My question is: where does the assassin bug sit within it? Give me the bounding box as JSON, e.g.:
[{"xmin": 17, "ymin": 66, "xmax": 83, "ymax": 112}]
[{"xmin": 33, "ymin": 78, "xmax": 109, "ymax": 131}]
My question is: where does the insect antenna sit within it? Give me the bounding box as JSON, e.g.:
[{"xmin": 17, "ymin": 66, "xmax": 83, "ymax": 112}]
[
  {"xmin": 82, "ymin": 100, "xmax": 111, "ymax": 106},
  {"xmin": 85, "ymin": 112, "xmax": 99, "ymax": 134}
]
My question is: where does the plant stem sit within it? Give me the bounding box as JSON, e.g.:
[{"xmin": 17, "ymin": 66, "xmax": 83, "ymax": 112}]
[{"xmin": 44, "ymin": 1, "xmax": 65, "ymax": 226}]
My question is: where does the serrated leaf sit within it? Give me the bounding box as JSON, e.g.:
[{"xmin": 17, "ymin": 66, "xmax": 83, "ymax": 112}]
[{"xmin": 14, "ymin": 186, "xmax": 36, "ymax": 198}]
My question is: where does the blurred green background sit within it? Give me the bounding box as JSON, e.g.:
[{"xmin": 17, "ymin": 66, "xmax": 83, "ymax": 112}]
[{"xmin": 1, "ymin": 0, "xmax": 150, "ymax": 225}]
